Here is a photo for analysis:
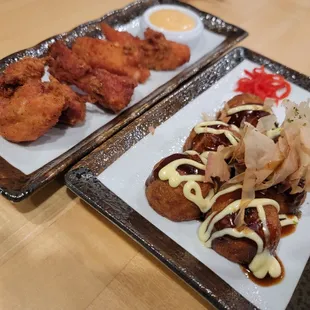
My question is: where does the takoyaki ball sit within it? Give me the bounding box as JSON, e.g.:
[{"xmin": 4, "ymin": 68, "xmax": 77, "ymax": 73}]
[
  {"xmin": 257, "ymin": 181, "xmax": 306, "ymax": 215},
  {"xmin": 218, "ymin": 93, "xmax": 271, "ymax": 128},
  {"xmin": 205, "ymin": 186, "xmax": 281, "ymax": 265},
  {"xmin": 145, "ymin": 153, "xmax": 213, "ymax": 222},
  {"xmin": 183, "ymin": 121, "xmax": 240, "ymax": 153}
]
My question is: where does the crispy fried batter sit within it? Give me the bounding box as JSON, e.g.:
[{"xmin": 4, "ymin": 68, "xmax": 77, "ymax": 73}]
[
  {"xmin": 0, "ymin": 80, "xmax": 66, "ymax": 142},
  {"xmin": 49, "ymin": 41, "xmax": 136, "ymax": 112},
  {"xmin": 48, "ymin": 76, "xmax": 86, "ymax": 126},
  {"xmin": 3, "ymin": 57, "xmax": 46, "ymax": 85},
  {"xmin": 49, "ymin": 41, "xmax": 90, "ymax": 82},
  {"xmin": 101, "ymin": 23, "xmax": 137, "ymax": 45},
  {"xmin": 0, "ymin": 54, "xmax": 86, "ymax": 142},
  {"xmin": 76, "ymin": 68, "xmax": 136, "ymax": 113},
  {"xmin": 59, "ymin": 85, "xmax": 86, "ymax": 126},
  {"xmin": 0, "ymin": 57, "xmax": 46, "ymax": 99},
  {"xmin": 72, "ymin": 37, "xmax": 150, "ymax": 83},
  {"xmin": 0, "ymin": 76, "xmax": 14, "ymax": 98},
  {"xmin": 101, "ymin": 23, "xmax": 191, "ymax": 71},
  {"xmin": 145, "ymin": 28, "xmax": 191, "ymax": 70}
]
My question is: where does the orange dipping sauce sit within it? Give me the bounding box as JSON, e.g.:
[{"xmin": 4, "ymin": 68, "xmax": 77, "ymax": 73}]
[{"xmin": 149, "ymin": 9, "xmax": 196, "ymax": 32}]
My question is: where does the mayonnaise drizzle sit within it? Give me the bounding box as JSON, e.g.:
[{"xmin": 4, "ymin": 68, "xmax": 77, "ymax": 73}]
[
  {"xmin": 194, "ymin": 121, "xmax": 240, "ymax": 146},
  {"xmin": 279, "ymin": 214, "xmax": 299, "ymax": 227},
  {"xmin": 158, "ymin": 155, "xmax": 215, "ymax": 212},
  {"xmin": 198, "ymin": 195, "xmax": 281, "ymax": 279},
  {"xmin": 205, "ymin": 227, "xmax": 263, "ymax": 253},
  {"xmin": 227, "ymin": 104, "xmax": 266, "ymax": 115},
  {"xmin": 159, "ymin": 158, "xmax": 205, "ymax": 187},
  {"xmin": 183, "ymin": 181, "xmax": 215, "ymax": 213},
  {"xmin": 249, "ymin": 250, "xmax": 281, "ymax": 279}
]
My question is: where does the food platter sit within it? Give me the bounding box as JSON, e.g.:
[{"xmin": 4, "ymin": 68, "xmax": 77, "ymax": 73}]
[
  {"xmin": 0, "ymin": 0, "xmax": 247, "ymax": 202},
  {"xmin": 66, "ymin": 47, "xmax": 310, "ymax": 310}
]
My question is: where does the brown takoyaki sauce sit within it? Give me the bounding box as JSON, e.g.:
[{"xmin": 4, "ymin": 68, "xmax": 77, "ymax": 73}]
[
  {"xmin": 257, "ymin": 181, "xmax": 306, "ymax": 215},
  {"xmin": 280, "ymin": 213, "xmax": 300, "ymax": 237},
  {"xmin": 213, "ymin": 208, "xmax": 270, "ymax": 248},
  {"xmin": 228, "ymin": 110, "xmax": 270, "ymax": 127},
  {"xmin": 189, "ymin": 125, "xmax": 233, "ymax": 152},
  {"xmin": 281, "ymin": 224, "xmax": 296, "ymax": 237},
  {"xmin": 199, "ymin": 185, "xmax": 282, "ymax": 268}
]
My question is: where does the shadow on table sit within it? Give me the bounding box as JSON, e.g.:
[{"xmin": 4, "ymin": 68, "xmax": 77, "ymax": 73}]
[{"xmin": 78, "ymin": 198, "xmax": 212, "ymax": 310}]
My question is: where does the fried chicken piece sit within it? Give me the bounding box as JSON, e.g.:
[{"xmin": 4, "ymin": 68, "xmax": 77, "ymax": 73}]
[
  {"xmin": 3, "ymin": 57, "xmax": 46, "ymax": 85},
  {"xmin": 101, "ymin": 23, "xmax": 137, "ymax": 45},
  {"xmin": 59, "ymin": 85, "xmax": 86, "ymax": 126},
  {"xmin": 0, "ymin": 57, "xmax": 46, "ymax": 98},
  {"xmin": 49, "ymin": 41, "xmax": 136, "ymax": 112},
  {"xmin": 49, "ymin": 41, "xmax": 90, "ymax": 82},
  {"xmin": 143, "ymin": 29, "xmax": 190, "ymax": 70},
  {"xmin": 0, "ymin": 54, "xmax": 86, "ymax": 127},
  {"xmin": 48, "ymin": 76, "xmax": 86, "ymax": 126},
  {"xmin": 0, "ymin": 76, "xmax": 14, "ymax": 98},
  {"xmin": 76, "ymin": 68, "xmax": 136, "ymax": 112},
  {"xmin": 0, "ymin": 80, "xmax": 66, "ymax": 142},
  {"xmin": 101, "ymin": 23, "xmax": 191, "ymax": 71},
  {"xmin": 72, "ymin": 37, "xmax": 150, "ymax": 83}
]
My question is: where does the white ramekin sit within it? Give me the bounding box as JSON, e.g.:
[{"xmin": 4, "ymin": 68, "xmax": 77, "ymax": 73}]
[{"xmin": 140, "ymin": 4, "xmax": 204, "ymax": 50}]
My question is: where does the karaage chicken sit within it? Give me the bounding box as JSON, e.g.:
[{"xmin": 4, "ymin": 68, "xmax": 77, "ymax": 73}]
[
  {"xmin": 101, "ymin": 23, "xmax": 191, "ymax": 71},
  {"xmin": 0, "ymin": 76, "xmax": 14, "ymax": 98},
  {"xmin": 2, "ymin": 57, "xmax": 47, "ymax": 85},
  {"xmin": 49, "ymin": 41, "xmax": 90, "ymax": 82},
  {"xmin": 72, "ymin": 37, "xmax": 150, "ymax": 83},
  {"xmin": 49, "ymin": 41, "xmax": 137, "ymax": 112},
  {"xmin": 75, "ymin": 68, "xmax": 137, "ymax": 113},
  {"xmin": 0, "ymin": 80, "xmax": 66, "ymax": 142},
  {"xmin": 0, "ymin": 56, "xmax": 87, "ymax": 142},
  {"xmin": 48, "ymin": 76, "xmax": 86, "ymax": 126}
]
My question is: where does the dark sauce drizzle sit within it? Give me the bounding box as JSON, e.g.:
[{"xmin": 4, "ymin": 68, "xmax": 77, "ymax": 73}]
[
  {"xmin": 191, "ymin": 124, "xmax": 233, "ymax": 152},
  {"xmin": 228, "ymin": 110, "xmax": 270, "ymax": 127},
  {"xmin": 280, "ymin": 213, "xmax": 301, "ymax": 238},
  {"xmin": 281, "ymin": 225, "xmax": 296, "ymax": 237}
]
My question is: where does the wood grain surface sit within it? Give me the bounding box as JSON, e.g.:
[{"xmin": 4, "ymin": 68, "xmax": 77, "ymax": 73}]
[{"xmin": 1, "ymin": 0, "xmax": 310, "ymax": 309}]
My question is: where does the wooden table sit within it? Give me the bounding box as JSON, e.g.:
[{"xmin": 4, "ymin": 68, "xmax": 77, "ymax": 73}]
[{"xmin": 0, "ymin": 0, "xmax": 310, "ymax": 309}]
